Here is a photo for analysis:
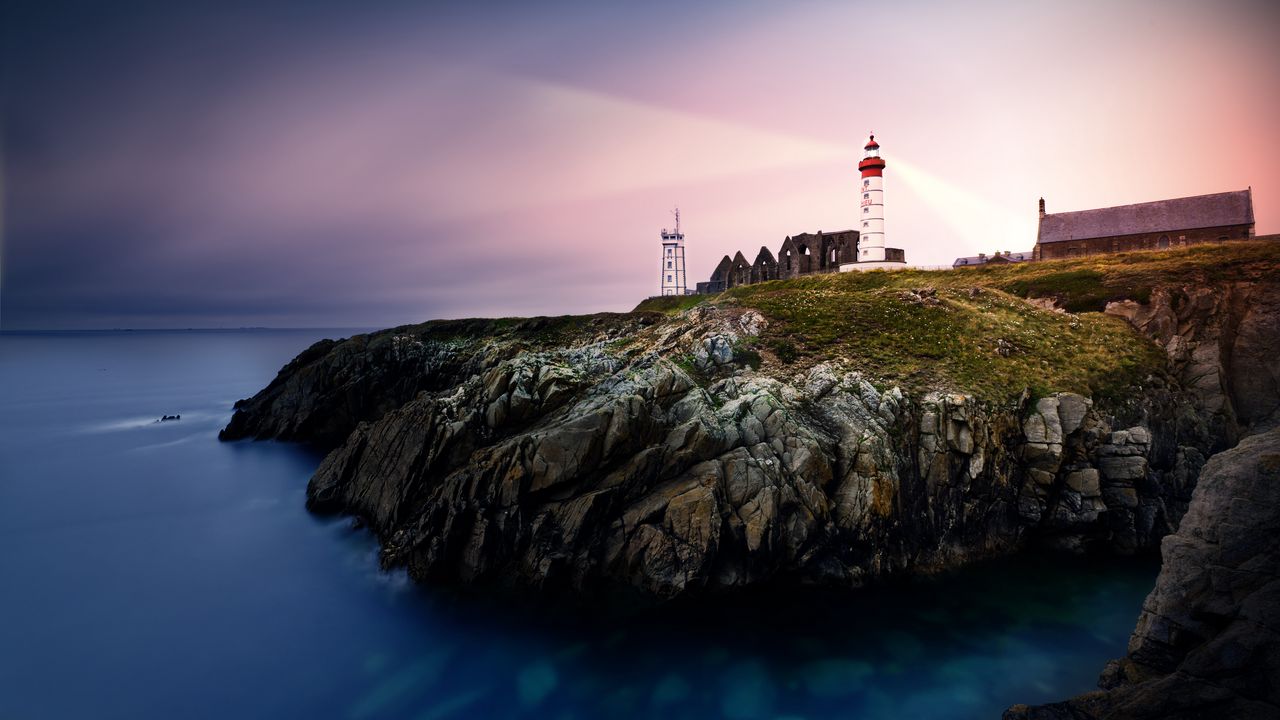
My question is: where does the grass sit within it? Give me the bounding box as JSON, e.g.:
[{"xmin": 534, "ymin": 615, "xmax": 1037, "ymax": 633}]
[
  {"xmin": 357, "ymin": 240, "xmax": 1277, "ymax": 406},
  {"xmin": 369, "ymin": 312, "xmax": 654, "ymax": 352},
  {"xmin": 731, "ymin": 283, "xmax": 1162, "ymax": 401},
  {"xmin": 709, "ymin": 240, "xmax": 1280, "ymax": 401},
  {"xmin": 633, "ymin": 294, "xmax": 709, "ymax": 314},
  {"xmin": 969, "ymin": 237, "xmax": 1280, "ymax": 311}
]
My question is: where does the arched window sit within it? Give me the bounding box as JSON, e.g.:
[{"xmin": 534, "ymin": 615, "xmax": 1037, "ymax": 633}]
[{"xmin": 1158, "ymin": 235, "xmax": 1169, "ymax": 249}]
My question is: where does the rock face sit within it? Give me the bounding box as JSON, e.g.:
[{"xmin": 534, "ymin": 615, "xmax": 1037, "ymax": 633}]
[
  {"xmin": 222, "ymin": 303, "xmax": 1225, "ymax": 602},
  {"xmin": 1107, "ymin": 282, "xmax": 1280, "ymax": 444},
  {"xmin": 218, "ymin": 315, "xmax": 653, "ymax": 447},
  {"xmin": 998, "ymin": 280, "xmax": 1280, "ymax": 718},
  {"xmin": 1005, "ymin": 425, "xmax": 1280, "ymax": 720},
  {"xmin": 217, "ymin": 265, "xmax": 1280, "ymax": 714}
]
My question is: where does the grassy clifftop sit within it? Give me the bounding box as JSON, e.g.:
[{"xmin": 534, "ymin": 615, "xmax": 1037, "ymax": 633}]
[{"xmin": 635, "ymin": 240, "xmax": 1280, "ymax": 401}]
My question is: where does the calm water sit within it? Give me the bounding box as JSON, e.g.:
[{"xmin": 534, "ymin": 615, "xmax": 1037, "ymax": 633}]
[{"xmin": 0, "ymin": 330, "xmax": 1157, "ymax": 720}]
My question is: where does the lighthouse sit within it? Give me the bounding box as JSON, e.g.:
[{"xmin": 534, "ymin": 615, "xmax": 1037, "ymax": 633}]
[
  {"xmin": 841, "ymin": 133, "xmax": 906, "ymax": 271},
  {"xmin": 858, "ymin": 134, "xmax": 887, "ymax": 261},
  {"xmin": 660, "ymin": 209, "xmax": 687, "ymax": 295}
]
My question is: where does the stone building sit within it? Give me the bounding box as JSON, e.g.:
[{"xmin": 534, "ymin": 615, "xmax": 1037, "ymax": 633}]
[
  {"xmin": 953, "ymin": 250, "xmax": 1033, "ymax": 268},
  {"xmin": 729, "ymin": 252, "xmax": 752, "ymax": 287},
  {"xmin": 1033, "ymin": 189, "xmax": 1255, "ymax": 260},
  {"xmin": 696, "ymin": 229, "xmax": 858, "ymax": 293},
  {"xmin": 751, "ymin": 247, "xmax": 777, "ymax": 284},
  {"xmin": 696, "ymin": 256, "xmax": 734, "ymax": 295}
]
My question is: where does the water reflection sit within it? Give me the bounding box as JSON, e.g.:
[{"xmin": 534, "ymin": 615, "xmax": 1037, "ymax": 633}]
[{"xmin": 383, "ymin": 549, "xmax": 1155, "ymax": 720}]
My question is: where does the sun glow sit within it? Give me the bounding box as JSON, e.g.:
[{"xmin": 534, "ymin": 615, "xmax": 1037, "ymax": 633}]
[{"xmin": 891, "ymin": 155, "xmax": 1035, "ymax": 261}]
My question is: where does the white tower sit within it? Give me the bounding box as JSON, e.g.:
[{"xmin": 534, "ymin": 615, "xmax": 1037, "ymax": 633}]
[
  {"xmin": 857, "ymin": 134, "xmax": 887, "ymax": 262},
  {"xmin": 660, "ymin": 209, "xmax": 687, "ymax": 296}
]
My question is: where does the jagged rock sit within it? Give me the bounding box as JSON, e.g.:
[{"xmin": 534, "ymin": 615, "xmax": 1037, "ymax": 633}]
[
  {"xmin": 216, "ymin": 268, "xmax": 1280, "ymax": 715},
  {"xmin": 694, "ymin": 333, "xmax": 737, "ymax": 371},
  {"xmin": 1099, "ymin": 455, "xmax": 1147, "ymax": 481},
  {"xmin": 1064, "ymin": 468, "xmax": 1100, "ymax": 496},
  {"xmin": 1006, "ymin": 426, "xmax": 1280, "ymax": 720},
  {"xmin": 738, "ymin": 310, "xmax": 767, "ymax": 336},
  {"xmin": 243, "ymin": 314, "xmax": 1213, "ymax": 601},
  {"xmin": 1107, "ymin": 282, "xmax": 1280, "ymax": 441},
  {"xmin": 222, "ymin": 287, "xmax": 1269, "ymax": 606},
  {"xmin": 1024, "ymin": 397, "xmax": 1064, "ymax": 445},
  {"xmin": 900, "ymin": 287, "xmax": 941, "ymax": 306},
  {"xmin": 1056, "ymin": 393, "xmax": 1091, "ymax": 436}
]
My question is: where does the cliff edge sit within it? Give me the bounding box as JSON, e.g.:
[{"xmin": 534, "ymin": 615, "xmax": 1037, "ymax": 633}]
[
  {"xmin": 222, "ymin": 242, "xmax": 1277, "ymax": 598},
  {"xmin": 221, "ymin": 241, "xmax": 1280, "ymax": 711},
  {"xmin": 1005, "ymin": 424, "xmax": 1280, "ymax": 719}
]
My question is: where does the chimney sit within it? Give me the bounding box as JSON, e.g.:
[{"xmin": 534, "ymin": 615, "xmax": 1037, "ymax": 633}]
[
  {"xmin": 978, "ymin": 252, "xmax": 986, "ymax": 259},
  {"xmin": 1038, "ymin": 198, "xmax": 1046, "ymax": 219}
]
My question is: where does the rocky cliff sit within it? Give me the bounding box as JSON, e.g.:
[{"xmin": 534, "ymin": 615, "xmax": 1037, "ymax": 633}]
[
  {"xmin": 223, "ymin": 242, "xmax": 1280, "ymax": 713},
  {"xmin": 222, "ymin": 245, "xmax": 1278, "ymax": 603},
  {"xmin": 997, "ymin": 276, "xmax": 1280, "ymax": 719},
  {"xmin": 1005, "ymin": 424, "xmax": 1280, "ymax": 719},
  {"xmin": 1105, "ymin": 281, "xmax": 1280, "ymax": 445}
]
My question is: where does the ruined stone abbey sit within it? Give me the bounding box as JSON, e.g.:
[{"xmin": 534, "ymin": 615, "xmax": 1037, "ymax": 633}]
[{"xmin": 695, "ymin": 230, "xmax": 873, "ymax": 294}]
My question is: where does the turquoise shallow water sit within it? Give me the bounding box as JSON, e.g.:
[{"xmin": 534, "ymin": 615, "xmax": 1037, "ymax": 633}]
[{"xmin": 0, "ymin": 330, "xmax": 1158, "ymax": 719}]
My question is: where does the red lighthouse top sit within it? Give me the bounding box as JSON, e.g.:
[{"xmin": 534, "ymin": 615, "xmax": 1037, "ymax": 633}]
[{"xmin": 858, "ymin": 132, "xmax": 885, "ymax": 176}]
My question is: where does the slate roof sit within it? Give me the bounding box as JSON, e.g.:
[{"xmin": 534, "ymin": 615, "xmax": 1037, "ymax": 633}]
[
  {"xmin": 1038, "ymin": 189, "xmax": 1254, "ymax": 244},
  {"xmin": 953, "ymin": 251, "xmax": 1033, "ymax": 267}
]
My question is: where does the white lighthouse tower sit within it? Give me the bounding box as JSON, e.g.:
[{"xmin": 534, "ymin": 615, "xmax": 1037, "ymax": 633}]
[
  {"xmin": 858, "ymin": 134, "xmax": 887, "ymax": 261},
  {"xmin": 660, "ymin": 208, "xmax": 687, "ymax": 295},
  {"xmin": 841, "ymin": 133, "xmax": 906, "ymax": 271}
]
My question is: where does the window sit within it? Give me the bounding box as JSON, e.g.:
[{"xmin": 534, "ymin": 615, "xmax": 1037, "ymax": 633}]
[
  {"xmin": 667, "ymin": 261, "xmax": 672, "ymax": 268},
  {"xmin": 666, "ymin": 275, "xmax": 672, "ymax": 281},
  {"xmin": 667, "ymin": 249, "xmax": 672, "ymax": 255},
  {"xmin": 863, "ymin": 208, "xmax": 869, "ymax": 213},
  {"xmin": 863, "ymin": 193, "xmax": 869, "ymax": 199},
  {"xmin": 862, "ymin": 222, "xmax": 868, "ymax": 228},
  {"xmin": 1158, "ymin": 235, "xmax": 1169, "ymax": 249}
]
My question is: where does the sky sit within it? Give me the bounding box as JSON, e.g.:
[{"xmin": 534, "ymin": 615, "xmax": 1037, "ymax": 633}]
[{"xmin": 3, "ymin": 0, "xmax": 1279, "ymax": 329}]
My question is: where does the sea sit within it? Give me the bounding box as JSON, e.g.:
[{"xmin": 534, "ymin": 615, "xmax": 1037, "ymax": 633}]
[{"xmin": 0, "ymin": 329, "xmax": 1158, "ymax": 720}]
